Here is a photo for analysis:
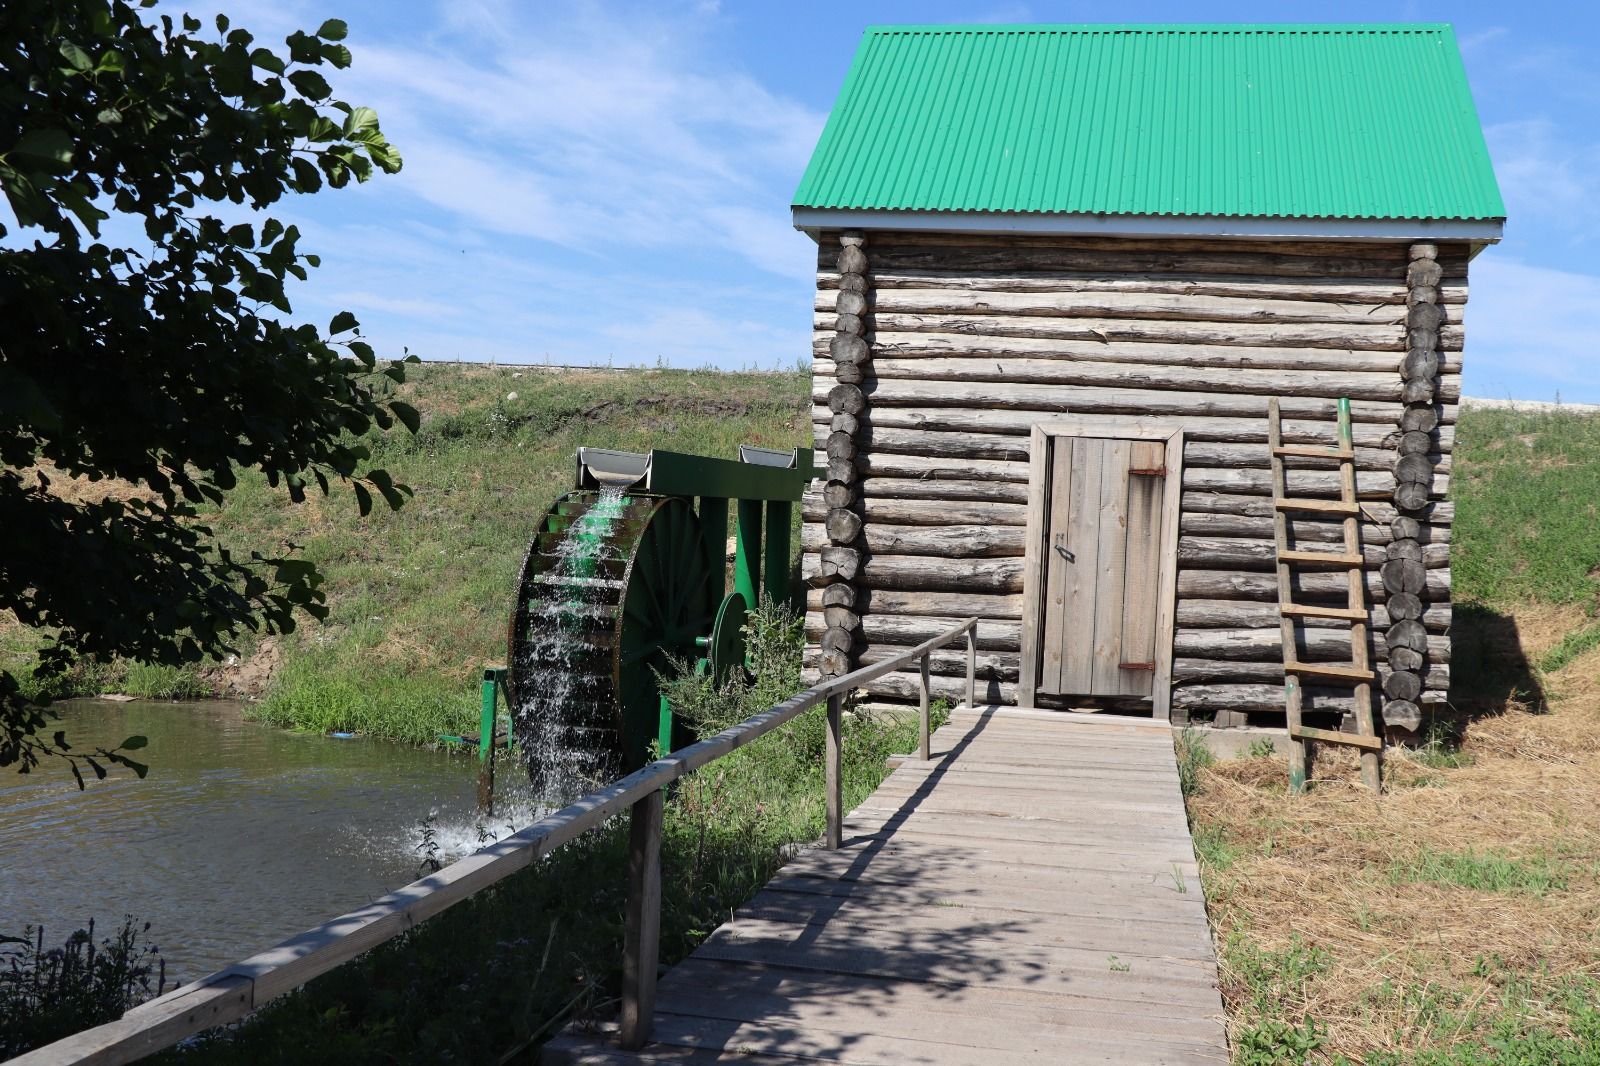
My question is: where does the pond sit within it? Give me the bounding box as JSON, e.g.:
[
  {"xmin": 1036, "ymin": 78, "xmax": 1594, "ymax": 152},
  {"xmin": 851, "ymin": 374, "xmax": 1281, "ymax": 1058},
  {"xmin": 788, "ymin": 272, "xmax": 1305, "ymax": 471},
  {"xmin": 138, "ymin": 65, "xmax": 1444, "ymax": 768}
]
[{"xmin": 0, "ymin": 699, "xmax": 540, "ymax": 985}]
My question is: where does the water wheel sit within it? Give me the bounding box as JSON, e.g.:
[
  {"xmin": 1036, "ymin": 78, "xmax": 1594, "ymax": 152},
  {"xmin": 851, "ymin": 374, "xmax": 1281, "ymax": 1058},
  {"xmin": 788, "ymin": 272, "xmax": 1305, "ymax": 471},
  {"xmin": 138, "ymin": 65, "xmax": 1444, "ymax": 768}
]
[{"xmin": 506, "ymin": 490, "xmax": 717, "ymax": 791}]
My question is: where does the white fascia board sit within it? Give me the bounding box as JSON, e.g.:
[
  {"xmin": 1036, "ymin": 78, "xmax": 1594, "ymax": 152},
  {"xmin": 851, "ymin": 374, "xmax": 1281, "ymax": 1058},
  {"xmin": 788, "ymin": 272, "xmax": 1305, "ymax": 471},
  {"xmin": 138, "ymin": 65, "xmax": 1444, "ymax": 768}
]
[{"xmin": 792, "ymin": 208, "xmax": 1504, "ymax": 243}]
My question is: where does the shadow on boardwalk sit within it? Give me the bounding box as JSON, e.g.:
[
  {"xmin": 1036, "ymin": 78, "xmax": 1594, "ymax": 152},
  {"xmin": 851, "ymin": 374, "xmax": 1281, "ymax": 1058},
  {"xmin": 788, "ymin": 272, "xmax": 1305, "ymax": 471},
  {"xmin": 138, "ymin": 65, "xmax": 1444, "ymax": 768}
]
[{"xmin": 547, "ymin": 708, "xmax": 1228, "ymax": 1065}]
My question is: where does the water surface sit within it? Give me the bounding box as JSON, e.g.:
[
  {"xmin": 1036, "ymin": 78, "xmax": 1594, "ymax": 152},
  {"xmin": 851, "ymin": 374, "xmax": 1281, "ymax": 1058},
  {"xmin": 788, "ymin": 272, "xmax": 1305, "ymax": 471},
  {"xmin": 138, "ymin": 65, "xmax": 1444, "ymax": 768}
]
[{"xmin": 0, "ymin": 700, "xmax": 536, "ymax": 983}]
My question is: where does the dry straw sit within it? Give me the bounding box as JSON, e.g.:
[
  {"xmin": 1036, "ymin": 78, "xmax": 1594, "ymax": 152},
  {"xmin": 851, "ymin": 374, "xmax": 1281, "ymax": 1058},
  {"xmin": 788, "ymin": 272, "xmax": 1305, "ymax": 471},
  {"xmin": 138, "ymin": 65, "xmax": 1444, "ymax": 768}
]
[{"xmin": 1190, "ymin": 607, "xmax": 1600, "ymax": 1060}]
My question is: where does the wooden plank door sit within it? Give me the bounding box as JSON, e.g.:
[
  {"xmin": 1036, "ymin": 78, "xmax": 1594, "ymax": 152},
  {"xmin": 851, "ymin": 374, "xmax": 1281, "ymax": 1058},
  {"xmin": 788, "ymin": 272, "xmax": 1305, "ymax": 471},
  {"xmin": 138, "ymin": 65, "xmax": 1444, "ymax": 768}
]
[{"xmin": 1024, "ymin": 424, "xmax": 1182, "ymax": 712}]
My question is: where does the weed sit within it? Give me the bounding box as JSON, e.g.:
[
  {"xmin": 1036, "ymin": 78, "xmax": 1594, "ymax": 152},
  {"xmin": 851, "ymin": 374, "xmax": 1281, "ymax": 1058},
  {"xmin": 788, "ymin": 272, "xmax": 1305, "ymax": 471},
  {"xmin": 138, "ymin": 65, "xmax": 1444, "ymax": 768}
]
[
  {"xmin": 0, "ymin": 919, "xmax": 169, "ymax": 1059},
  {"xmin": 1243, "ymin": 737, "xmax": 1278, "ymax": 759},
  {"xmin": 1192, "ymin": 824, "xmax": 1238, "ymax": 872},
  {"xmin": 1411, "ymin": 722, "xmax": 1475, "ymax": 770},
  {"xmin": 1174, "ymin": 728, "xmax": 1215, "ymax": 797},
  {"xmin": 1387, "ymin": 848, "xmax": 1570, "ymax": 895},
  {"xmin": 1108, "ymin": 955, "xmax": 1131, "ymax": 972}
]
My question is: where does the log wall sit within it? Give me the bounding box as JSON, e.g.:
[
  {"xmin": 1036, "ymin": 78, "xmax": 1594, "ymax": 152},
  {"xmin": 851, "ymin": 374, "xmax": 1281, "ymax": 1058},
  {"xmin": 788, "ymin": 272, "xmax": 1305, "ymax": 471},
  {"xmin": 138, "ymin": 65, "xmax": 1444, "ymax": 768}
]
[{"xmin": 799, "ymin": 232, "xmax": 1466, "ymax": 728}]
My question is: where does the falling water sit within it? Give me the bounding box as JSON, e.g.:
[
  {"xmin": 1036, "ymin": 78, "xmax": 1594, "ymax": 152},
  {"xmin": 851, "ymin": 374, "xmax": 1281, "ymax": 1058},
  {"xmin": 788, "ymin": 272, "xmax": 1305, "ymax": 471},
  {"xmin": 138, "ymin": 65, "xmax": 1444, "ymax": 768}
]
[{"xmin": 511, "ymin": 487, "xmax": 630, "ymax": 801}]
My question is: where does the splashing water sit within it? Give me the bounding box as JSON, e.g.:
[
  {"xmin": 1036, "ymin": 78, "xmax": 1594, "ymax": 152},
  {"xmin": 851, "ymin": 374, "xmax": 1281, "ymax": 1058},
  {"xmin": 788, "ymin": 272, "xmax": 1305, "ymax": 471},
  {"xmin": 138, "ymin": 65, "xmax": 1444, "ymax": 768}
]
[{"xmin": 511, "ymin": 488, "xmax": 630, "ymax": 802}]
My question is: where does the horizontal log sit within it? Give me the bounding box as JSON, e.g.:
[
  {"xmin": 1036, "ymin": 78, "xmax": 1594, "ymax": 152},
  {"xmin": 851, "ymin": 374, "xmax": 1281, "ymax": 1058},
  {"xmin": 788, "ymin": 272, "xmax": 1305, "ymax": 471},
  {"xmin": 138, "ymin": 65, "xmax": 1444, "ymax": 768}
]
[
  {"xmin": 810, "ymin": 496, "xmax": 1031, "ymax": 527},
  {"xmin": 821, "ymin": 642, "xmax": 1021, "ymax": 682},
  {"xmin": 1175, "ymin": 598, "xmax": 1451, "ymax": 632},
  {"xmin": 1177, "ymin": 568, "xmax": 1450, "ymax": 602},
  {"xmin": 807, "ymin": 587, "xmax": 1024, "ymax": 621},
  {"xmin": 1181, "ymin": 511, "xmax": 1451, "ymax": 545},
  {"xmin": 804, "ymin": 553, "xmax": 1024, "ymax": 594},
  {"xmin": 826, "ymin": 379, "xmax": 1436, "ymax": 424},
  {"xmin": 802, "ymin": 665, "xmax": 1017, "ymax": 707},
  {"xmin": 1173, "ymin": 627, "xmax": 1448, "ymax": 662},
  {"xmin": 804, "ymin": 610, "xmax": 1024, "ymax": 651},
  {"xmin": 1172, "ymin": 658, "xmax": 1449, "ymax": 687},
  {"xmin": 821, "ymin": 287, "xmax": 1414, "ymax": 326},
  {"xmin": 816, "ymin": 311, "xmax": 1458, "ymax": 354},
  {"xmin": 1181, "ymin": 491, "xmax": 1453, "ymax": 525},
  {"xmin": 857, "ymin": 477, "xmax": 1031, "ymax": 503},
  {"xmin": 809, "ymin": 404, "xmax": 1457, "ymax": 452},
  {"xmin": 817, "ymin": 269, "xmax": 1462, "ymax": 306},
  {"xmin": 1184, "ymin": 441, "xmax": 1452, "ymax": 475},
  {"xmin": 814, "ymin": 353, "xmax": 1414, "ymax": 400},
  {"xmin": 1182, "ymin": 466, "xmax": 1448, "ymax": 498},
  {"xmin": 1176, "ymin": 535, "xmax": 1448, "ymax": 571},
  {"xmin": 802, "ymin": 522, "xmax": 1026, "ymax": 558},
  {"xmin": 1170, "ymin": 683, "xmax": 1447, "ymax": 714}
]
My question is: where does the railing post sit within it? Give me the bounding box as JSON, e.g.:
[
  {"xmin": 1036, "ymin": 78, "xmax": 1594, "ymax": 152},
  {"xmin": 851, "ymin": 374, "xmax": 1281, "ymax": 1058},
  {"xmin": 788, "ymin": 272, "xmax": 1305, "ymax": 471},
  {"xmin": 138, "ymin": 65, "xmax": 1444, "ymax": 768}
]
[
  {"xmin": 620, "ymin": 788, "xmax": 664, "ymax": 1051},
  {"xmin": 825, "ymin": 692, "xmax": 843, "ymax": 850},
  {"xmin": 918, "ymin": 652, "xmax": 931, "ymax": 762},
  {"xmin": 965, "ymin": 626, "xmax": 976, "ymax": 710}
]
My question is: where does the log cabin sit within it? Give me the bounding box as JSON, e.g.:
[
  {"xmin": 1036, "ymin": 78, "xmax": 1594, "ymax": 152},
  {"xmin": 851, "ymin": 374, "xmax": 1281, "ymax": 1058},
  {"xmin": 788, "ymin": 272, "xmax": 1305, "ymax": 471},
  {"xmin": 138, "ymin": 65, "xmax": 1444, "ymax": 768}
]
[{"xmin": 794, "ymin": 24, "xmax": 1505, "ymax": 733}]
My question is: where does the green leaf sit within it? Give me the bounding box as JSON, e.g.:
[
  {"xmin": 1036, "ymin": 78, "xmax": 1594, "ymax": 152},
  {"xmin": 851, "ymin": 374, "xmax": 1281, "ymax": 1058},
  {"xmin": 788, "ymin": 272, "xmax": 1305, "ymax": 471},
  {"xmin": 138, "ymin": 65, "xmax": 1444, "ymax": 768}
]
[
  {"xmin": 120, "ymin": 735, "xmax": 149, "ymax": 751},
  {"xmin": 290, "ymin": 156, "xmax": 322, "ymax": 192},
  {"xmin": 288, "ymin": 69, "xmax": 332, "ymax": 101},
  {"xmin": 329, "ymin": 310, "xmax": 358, "ymax": 335},
  {"xmin": 343, "ymin": 106, "xmax": 380, "ymax": 137},
  {"xmin": 317, "ymin": 19, "xmax": 349, "ymax": 41},
  {"xmin": 96, "ymin": 50, "xmax": 126, "ymax": 75},
  {"xmin": 59, "ymin": 41, "xmax": 94, "ymax": 71},
  {"xmin": 96, "ymin": 108, "xmax": 123, "ymax": 125},
  {"xmin": 321, "ymin": 42, "xmax": 353, "ymax": 68},
  {"xmin": 389, "ymin": 401, "xmax": 420, "ymax": 433},
  {"xmin": 11, "ymin": 129, "xmax": 74, "ymax": 169},
  {"xmin": 250, "ymin": 47, "xmax": 287, "ymax": 74}
]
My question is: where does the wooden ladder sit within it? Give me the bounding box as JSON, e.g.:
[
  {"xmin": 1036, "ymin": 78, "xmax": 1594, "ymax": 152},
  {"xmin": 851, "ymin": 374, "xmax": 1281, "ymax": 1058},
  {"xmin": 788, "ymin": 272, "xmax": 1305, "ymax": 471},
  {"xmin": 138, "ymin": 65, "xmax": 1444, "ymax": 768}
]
[{"xmin": 1268, "ymin": 397, "xmax": 1381, "ymax": 793}]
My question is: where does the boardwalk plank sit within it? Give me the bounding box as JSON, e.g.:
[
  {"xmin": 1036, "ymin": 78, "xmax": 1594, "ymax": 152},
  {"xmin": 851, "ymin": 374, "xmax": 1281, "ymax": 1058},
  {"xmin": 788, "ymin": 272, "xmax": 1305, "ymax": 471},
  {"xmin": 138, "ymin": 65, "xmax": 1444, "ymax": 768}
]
[{"xmin": 547, "ymin": 713, "xmax": 1229, "ymax": 1065}]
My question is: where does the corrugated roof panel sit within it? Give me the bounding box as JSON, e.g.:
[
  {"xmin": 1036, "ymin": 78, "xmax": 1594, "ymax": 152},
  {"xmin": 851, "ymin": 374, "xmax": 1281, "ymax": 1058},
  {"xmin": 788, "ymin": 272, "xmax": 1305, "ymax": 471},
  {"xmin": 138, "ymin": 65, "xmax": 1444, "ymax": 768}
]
[{"xmin": 793, "ymin": 24, "xmax": 1506, "ymax": 221}]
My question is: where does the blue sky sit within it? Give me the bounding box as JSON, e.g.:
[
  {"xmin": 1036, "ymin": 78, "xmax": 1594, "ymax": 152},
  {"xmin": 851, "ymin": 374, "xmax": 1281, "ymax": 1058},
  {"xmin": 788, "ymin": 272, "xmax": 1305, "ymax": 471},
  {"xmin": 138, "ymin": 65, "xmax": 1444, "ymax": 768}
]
[{"xmin": 102, "ymin": 3, "xmax": 1600, "ymax": 398}]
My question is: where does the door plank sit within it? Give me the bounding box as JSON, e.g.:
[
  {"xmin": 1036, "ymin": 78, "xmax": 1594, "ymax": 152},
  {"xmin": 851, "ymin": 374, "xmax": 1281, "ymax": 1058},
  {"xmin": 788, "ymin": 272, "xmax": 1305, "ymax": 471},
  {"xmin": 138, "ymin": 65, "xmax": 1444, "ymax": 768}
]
[
  {"xmin": 1059, "ymin": 438, "xmax": 1106, "ymax": 693},
  {"xmin": 1119, "ymin": 449, "xmax": 1166, "ymax": 697},
  {"xmin": 1090, "ymin": 440, "xmax": 1133, "ymax": 695},
  {"xmin": 1040, "ymin": 437, "xmax": 1075, "ymax": 692}
]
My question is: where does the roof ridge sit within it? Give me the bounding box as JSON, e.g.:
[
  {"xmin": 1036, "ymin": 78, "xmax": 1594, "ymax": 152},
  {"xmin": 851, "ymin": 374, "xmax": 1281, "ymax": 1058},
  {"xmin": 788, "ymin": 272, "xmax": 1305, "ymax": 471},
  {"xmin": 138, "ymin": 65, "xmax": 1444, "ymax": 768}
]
[{"xmin": 863, "ymin": 23, "xmax": 1453, "ymax": 35}]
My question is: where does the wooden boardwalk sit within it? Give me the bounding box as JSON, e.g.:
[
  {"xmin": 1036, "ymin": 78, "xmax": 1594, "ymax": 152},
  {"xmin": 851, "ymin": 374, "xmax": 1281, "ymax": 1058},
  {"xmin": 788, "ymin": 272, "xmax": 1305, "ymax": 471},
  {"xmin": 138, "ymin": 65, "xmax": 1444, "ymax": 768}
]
[{"xmin": 545, "ymin": 707, "xmax": 1229, "ymax": 1065}]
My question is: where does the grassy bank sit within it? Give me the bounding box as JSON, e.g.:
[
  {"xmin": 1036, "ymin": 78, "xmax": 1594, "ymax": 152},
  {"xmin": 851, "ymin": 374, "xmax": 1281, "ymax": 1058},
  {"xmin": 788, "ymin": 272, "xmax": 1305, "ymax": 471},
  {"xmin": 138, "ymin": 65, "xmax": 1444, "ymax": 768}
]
[
  {"xmin": 1186, "ymin": 405, "xmax": 1600, "ymax": 1064},
  {"xmin": 3, "ymin": 364, "xmax": 812, "ymax": 741}
]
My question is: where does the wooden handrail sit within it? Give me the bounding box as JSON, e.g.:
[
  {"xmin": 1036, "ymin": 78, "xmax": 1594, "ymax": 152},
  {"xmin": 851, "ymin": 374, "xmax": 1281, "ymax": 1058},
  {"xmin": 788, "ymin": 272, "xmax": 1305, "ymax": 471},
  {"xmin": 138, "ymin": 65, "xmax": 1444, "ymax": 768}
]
[{"xmin": 17, "ymin": 617, "xmax": 982, "ymax": 1065}]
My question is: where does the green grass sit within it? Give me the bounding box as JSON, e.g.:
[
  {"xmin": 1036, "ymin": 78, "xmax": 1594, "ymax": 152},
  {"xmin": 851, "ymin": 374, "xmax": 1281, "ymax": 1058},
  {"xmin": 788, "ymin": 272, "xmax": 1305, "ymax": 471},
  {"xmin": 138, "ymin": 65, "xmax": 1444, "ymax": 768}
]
[
  {"xmin": 1223, "ymin": 934, "xmax": 1332, "ymax": 1065},
  {"xmin": 1453, "ymin": 407, "xmax": 1600, "ymax": 608},
  {"xmin": 5, "ymin": 365, "xmax": 812, "ymax": 741},
  {"xmin": 1387, "ymin": 848, "xmax": 1571, "ymax": 896}
]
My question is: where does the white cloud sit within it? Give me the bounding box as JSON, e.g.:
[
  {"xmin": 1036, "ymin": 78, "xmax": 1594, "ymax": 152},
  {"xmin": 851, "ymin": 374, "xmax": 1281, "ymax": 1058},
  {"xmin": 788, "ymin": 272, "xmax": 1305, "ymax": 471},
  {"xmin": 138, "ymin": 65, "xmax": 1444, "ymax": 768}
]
[
  {"xmin": 1464, "ymin": 258, "xmax": 1600, "ymax": 403},
  {"xmin": 342, "ymin": 3, "xmax": 824, "ymax": 278},
  {"xmin": 1484, "ymin": 120, "xmax": 1600, "ymax": 242}
]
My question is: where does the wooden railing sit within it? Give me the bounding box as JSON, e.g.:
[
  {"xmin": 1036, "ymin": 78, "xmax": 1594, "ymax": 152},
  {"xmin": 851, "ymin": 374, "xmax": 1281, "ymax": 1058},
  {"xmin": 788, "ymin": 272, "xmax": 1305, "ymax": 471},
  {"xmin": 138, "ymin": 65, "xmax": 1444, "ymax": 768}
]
[{"xmin": 18, "ymin": 618, "xmax": 981, "ymax": 1065}]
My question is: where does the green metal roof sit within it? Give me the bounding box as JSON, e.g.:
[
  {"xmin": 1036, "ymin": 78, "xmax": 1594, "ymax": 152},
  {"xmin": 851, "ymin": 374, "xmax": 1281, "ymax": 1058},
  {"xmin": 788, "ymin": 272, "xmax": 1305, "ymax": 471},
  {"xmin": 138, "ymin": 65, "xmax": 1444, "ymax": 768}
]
[{"xmin": 794, "ymin": 24, "xmax": 1505, "ymax": 222}]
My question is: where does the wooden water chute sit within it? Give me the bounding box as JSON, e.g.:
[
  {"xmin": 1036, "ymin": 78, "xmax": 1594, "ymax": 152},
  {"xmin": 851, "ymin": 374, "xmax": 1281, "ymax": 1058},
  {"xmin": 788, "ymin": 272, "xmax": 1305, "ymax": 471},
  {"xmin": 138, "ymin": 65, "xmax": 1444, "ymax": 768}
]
[
  {"xmin": 506, "ymin": 445, "xmax": 814, "ymax": 789},
  {"xmin": 792, "ymin": 23, "xmax": 1505, "ymax": 737}
]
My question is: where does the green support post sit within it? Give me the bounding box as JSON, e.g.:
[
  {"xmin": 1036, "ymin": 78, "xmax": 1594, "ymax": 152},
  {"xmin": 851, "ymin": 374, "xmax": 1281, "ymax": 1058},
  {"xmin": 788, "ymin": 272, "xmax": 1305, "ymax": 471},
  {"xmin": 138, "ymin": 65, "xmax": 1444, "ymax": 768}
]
[
  {"xmin": 763, "ymin": 500, "xmax": 791, "ymax": 610},
  {"xmin": 477, "ymin": 668, "xmax": 506, "ymax": 815},
  {"xmin": 699, "ymin": 496, "xmax": 729, "ymax": 603},
  {"xmin": 733, "ymin": 498, "xmax": 762, "ymax": 610},
  {"xmin": 1337, "ymin": 396, "xmax": 1353, "ymax": 450},
  {"xmin": 657, "ymin": 693, "xmax": 673, "ymax": 759}
]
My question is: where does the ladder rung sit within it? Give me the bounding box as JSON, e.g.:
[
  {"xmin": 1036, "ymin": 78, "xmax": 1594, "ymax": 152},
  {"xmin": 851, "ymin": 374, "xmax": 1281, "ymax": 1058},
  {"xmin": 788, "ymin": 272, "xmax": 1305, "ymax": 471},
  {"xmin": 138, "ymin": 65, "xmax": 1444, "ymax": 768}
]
[
  {"xmin": 1281, "ymin": 603, "xmax": 1368, "ymax": 621},
  {"xmin": 1272, "ymin": 445, "xmax": 1353, "ymax": 460},
  {"xmin": 1275, "ymin": 498, "xmax": 1360, "ymax": 515},
  {"xmin": 1278, "ymin": 548, "xmax": 1364, "ymax": 567},
  {"xmin": 1286, "ymin": 662, "xmax": 1375, "ymax": 683},
  {"xmin": 1289, "ymin": 724, "xmax": 1382, "ymax": 751}
]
